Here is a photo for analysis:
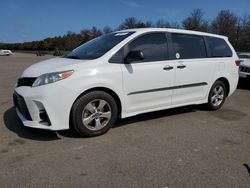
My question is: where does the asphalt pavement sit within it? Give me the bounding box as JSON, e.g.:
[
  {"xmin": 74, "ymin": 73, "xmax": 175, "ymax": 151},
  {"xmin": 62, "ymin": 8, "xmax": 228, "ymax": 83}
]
[{"xmin": 0, "ymin": 53, "xmax": 250, "ymax": 187}]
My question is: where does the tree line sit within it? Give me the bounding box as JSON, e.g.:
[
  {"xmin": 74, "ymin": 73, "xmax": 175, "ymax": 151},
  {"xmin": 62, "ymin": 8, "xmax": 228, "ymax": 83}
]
[{"xmin": 1, "ymin": 9, "xmax": 250, "ymax": 52}]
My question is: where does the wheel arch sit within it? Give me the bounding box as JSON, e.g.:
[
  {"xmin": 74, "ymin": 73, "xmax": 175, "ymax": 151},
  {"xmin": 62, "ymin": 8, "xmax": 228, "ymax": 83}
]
[
  {"xmin": 69, "ymin": 87, "xmax": 122, "ymax": 126},
  {"xmin": 215, "ymin": 77, "xmax": 230, "ymax": 97}
]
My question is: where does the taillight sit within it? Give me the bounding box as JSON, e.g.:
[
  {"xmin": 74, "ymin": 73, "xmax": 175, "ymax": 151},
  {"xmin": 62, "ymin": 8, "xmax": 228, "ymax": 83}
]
[{"xmin": 235, "ymin": 60, "xmax": 241, "ymax": 66}]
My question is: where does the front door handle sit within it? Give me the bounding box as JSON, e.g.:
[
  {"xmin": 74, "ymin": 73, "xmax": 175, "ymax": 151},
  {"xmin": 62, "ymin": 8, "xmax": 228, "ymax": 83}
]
[
  {"xmin": 163, "ymin": 65, "xmax": 174, "ymax": 71},
  {"xmin": 177, "ymin": 64, "xmax": 186, "ymax": 69}
]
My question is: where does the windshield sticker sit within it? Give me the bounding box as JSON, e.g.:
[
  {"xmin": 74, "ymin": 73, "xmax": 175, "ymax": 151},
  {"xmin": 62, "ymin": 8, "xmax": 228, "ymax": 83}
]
[{"xmin": 115, "ymin": 32, "xmax": 129, "ymax": 36}]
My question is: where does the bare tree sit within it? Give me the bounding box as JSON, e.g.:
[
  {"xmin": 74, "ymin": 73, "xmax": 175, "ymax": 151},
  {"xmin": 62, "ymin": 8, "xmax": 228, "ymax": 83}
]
[
  {"xmin": 182, "ymin": 9, "xmax": 209, "ymax": 32},
  {"xmin": 103, "ymin": 26, "xmax": 113, "ymax": 34},
  {"xmin": 168, "ymin": 22, "xmax": 180, "ymax": 29},
  {"xmin": 118, "ymin": 17, "xmax": 142, "ymax": 29},
  {"xmin": 144, "ymin": 21, "xmax": 153, "ymax": 28},
  {"xmin": 237, "ymin": 15, "xmax": 250, "ymax": 51},
  {"xmin": 211, "ymin": 10, "xmax": 238, "ymax": 46},
  {"xmin": 64, "ymin": 31, "xmax": 82, "ymax": 50},
  {"xmin": 155, "ymin": 19, "xmax": 170, "ymax": 28},
  {"xmin": 90, "ymin": 27, "xmax": 102, "ymax": 38}
]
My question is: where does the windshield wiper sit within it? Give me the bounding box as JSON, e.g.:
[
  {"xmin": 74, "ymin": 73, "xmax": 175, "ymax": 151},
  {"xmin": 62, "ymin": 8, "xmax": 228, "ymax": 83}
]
[{"xmin": 65, "ymin": 55, "xmax": 80, "ymax": 59}]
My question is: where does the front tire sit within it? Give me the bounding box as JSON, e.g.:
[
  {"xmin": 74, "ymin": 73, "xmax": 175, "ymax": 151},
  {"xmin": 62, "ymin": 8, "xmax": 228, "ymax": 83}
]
[
  {"xmin": 207, "ymin": 80, "xmax": 227, "ymax": 110},
  {"xmin": 71, "ymin": 91, "xmax": 118, "ymax": 137}
]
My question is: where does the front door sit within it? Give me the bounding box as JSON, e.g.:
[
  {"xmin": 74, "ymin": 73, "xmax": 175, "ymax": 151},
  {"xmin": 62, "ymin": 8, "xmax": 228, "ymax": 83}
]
[{"xmin": 122, "ymin": 32, "xmax": 175, "ymax": 113}]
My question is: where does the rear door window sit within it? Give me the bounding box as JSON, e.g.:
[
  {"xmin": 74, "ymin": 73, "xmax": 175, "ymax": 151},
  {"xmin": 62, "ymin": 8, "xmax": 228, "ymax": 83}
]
[{"xmin": 171, "ymin": 33, "xmax": 207, "ymax": 59}]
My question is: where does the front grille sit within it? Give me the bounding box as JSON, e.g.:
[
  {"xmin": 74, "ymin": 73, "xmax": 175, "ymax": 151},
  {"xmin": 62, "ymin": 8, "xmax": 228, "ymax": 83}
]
[
  {"xmin": 240, "ymin": 66, "xmax": 250, "ymax": 73},
  {"xmin": 17, "ymin": 77, "xmax": 37, "ymax": 87},
  {"xmin": 13, "ymin": 92, "xmax": 32, "ymax": 120}
]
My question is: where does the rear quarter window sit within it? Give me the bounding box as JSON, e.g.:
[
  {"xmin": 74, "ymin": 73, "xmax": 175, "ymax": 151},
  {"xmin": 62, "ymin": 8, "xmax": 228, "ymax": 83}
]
[{"xmin": 206, "ymin": 37, "xmax": 232, "ymax": 58}]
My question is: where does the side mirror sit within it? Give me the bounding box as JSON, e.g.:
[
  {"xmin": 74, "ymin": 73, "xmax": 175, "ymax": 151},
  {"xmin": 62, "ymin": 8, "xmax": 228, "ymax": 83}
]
[{"xmin": 124, "ymin": 50, "xmax": 144, "ymax": 64}]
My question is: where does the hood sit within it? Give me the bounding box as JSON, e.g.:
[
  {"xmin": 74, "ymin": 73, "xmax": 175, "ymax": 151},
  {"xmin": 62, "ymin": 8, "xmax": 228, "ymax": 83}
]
[
  {"xmin": 241, "ymin": 59, "xmax": 250, "ymax": 67},
  {"xmin": 21, "ymin": 57, "xmax": 91, "ymax": 77}
]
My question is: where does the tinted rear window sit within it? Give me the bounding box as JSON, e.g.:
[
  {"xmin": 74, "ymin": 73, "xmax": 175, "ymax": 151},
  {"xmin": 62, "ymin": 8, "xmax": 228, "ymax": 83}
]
[
  {"xmin": 171, "ymin": 33, "xmax": 207, "ymax": 59},
  {"xmin": 207, "ymin": 37, "xmax": 232, "ymax": 57}
]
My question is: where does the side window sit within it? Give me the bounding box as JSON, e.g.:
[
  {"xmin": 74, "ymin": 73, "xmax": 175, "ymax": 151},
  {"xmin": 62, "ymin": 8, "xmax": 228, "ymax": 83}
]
[
  {"xmin": 171, "ymin": 33, "xmax": 207, "ymax": 59},
  {"xmin": 207, "ymin": 37, "xmax": 232, "ymax": 57},
  {"xmin": 128, "ymin": 33, "xmax": 168, "ymax": 62},
  {"xmin": 109, "ymin": 48, "xmax": 124, "ymax": 63}
]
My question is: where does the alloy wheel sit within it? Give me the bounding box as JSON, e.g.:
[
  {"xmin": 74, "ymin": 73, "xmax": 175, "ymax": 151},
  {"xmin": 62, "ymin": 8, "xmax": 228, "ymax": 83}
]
[
  {"xmin": 211, "ymin": 85, "xmax": 224, "ymax": 107},
  {"xmin": 82, "ymin": 99, "xmax": 112, "ymax": 131}
]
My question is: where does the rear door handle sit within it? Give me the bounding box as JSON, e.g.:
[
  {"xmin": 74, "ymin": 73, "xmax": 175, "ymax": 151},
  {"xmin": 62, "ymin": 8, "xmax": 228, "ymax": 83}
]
[
  {"xmin": 163, "ymin": 65, "xmax": 174, "ymax": 71},
  {"xmin": 177, "ymin": 65, "xmax": 186, "ymax": 69}
]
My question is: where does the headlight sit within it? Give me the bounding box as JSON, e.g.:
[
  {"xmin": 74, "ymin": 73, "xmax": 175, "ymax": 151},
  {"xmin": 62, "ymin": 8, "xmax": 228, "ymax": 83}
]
[{"xmin": 32, "ymin": 70, "xmax": 74, "ymax": 87}]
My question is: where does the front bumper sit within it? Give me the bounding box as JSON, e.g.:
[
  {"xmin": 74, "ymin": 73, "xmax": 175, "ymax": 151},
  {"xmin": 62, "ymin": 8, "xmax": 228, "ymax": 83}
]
[
  {"xmin": 239, "ymin": 66, "xmax": 250, "ymax": 78},
  {"xmin": 13, "ymin": 83, "xmax": 79, "ymax": 131}
]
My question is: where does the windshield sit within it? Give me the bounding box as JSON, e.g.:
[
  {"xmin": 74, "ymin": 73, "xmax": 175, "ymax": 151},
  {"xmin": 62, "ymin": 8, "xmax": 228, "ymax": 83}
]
[{"xmin": 64, "ymin": 32, "xmax": 134, "ymax": 60}]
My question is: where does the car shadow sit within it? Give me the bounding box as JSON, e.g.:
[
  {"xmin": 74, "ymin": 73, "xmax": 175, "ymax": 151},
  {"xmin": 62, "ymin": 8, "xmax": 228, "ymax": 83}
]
[
  {"xmin": 58, "ymin": 106, "xmax": 196, "ymax": 138},
  {"xmin": 57, "ymin": 129, "xmax": 83, "ymax": 138},
  {"xmin": 3, "ymin": 107, "xmax": 60, "ymax": 141},
  {"xmin": 114, "ymin": 106, "xmax": 196, "ymax": 128},
  {"xmin": 4, "ymin": 106, "xmax": 197, "ymax": 140},
  {"xmin": 237, "ymin": 78, "xmax": 250, "ymax": 90}
]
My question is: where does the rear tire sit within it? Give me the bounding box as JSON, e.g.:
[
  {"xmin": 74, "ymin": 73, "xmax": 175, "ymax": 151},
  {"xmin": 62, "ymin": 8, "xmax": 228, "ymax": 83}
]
[
  {"xmin": 71, "ymin": 91, "xmax": 118, "ymax": 137},
  {"xmin": 206, "ymin": 80, "xmax": 227, "ymax": 110}
]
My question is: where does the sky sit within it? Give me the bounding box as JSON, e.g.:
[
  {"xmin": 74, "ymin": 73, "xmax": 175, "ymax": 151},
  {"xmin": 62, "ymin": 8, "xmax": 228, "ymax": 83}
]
[{"xmin": 0, "ymin": 0, "xmax": 250, "ymax": 43}]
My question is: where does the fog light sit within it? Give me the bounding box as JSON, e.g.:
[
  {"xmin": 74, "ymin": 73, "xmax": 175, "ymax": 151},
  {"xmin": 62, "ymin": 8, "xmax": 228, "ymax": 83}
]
[{"xmin": 39, "ymin": 109, "xmax": 51, "ymax": 126}]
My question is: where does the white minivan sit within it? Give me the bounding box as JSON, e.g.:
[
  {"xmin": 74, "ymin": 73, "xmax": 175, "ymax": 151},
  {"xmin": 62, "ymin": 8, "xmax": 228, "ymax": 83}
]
[{"xmin": 14, "ymin": 28, "xmax": 239, "ymax": 136}]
